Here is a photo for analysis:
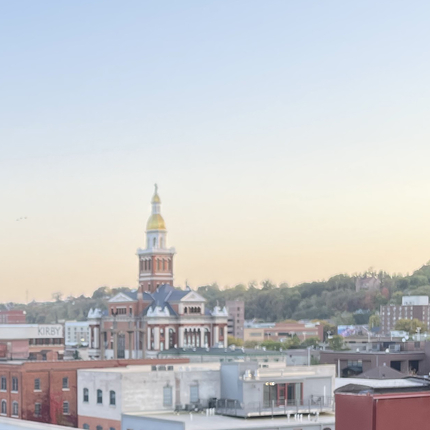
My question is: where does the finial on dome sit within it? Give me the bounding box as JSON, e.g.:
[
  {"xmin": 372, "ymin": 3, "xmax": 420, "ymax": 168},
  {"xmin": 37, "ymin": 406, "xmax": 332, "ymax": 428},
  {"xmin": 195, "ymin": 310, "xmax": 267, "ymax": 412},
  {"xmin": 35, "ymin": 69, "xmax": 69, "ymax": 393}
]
[{"xmin": 151, "ymin": 183, "xmax": 161, "ymax": 204}]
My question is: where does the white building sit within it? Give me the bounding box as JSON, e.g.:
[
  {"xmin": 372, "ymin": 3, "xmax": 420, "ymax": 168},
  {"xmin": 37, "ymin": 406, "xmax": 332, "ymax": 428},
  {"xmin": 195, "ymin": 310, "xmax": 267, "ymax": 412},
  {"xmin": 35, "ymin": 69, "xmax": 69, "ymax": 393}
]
[
  {"xmin": 77, "ymin": 362, "xmax": 221, "ymax": 430},
  {"xmin": 65, "ymin": 321, "xmax": 91, "ymax": 346}
]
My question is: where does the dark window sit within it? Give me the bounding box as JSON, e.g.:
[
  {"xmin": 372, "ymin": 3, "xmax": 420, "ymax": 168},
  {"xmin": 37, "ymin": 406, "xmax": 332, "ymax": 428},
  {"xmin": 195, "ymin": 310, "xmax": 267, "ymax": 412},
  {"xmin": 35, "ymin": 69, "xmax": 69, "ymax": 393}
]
[
  {"xmin": 62, "ymin": 377, "xmax": 69, "ymax": 389},
  {"xmin": 97, "ymin": 426, "xmax": 103, "ymax": 430},
  {"xmin": 83, "ymin": 425, "xmax": 89, "ymax": 430},
  {"xmin": 1, "ymin": 377, "xmax": 6, "ymax": 391},
  {"xmin": 63, "ymin": 401, "xmax": 69, "ymax": 415},
  {"xmin": 12, "ymin": 377, "xmax": 18, "ymax": 392},
  {"xmin": 1, "ymin": 400, "xmax": 6, "ymax": 415},
  {"xmin": 109, "ymin": 390, "xmax": 116, "ymax": 406},
  {"xmin": 12, "ymin": 401, "xmax": 18, "ymax": 416},
  {"xmin": 35, "ymin": 403, "xmax": 41, "ymax": 417},
  {"xmin": 83, "ymin": 388, "xmax": 89, "ymax": 403},
  {"xmin": 190, "ymin": 385, "xmax": 199, "ymax": 403},
  {"xmin": 97, "ymin": 389, "xmax": 103, "ymax": 404},
  {"xmin": 34, "ymin": 378, "xmax": 41, "ymax": 391},
  {"xmin": 163, "ymin": 386, "xmax": 172, "ymax": 406}
]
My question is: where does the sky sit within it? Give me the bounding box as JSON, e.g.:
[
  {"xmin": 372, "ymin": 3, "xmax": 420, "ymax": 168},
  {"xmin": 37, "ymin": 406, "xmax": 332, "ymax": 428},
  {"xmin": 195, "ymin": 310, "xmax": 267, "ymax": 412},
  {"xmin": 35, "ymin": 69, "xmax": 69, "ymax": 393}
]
[{"xmin": 1, "ymin": 1, "xmax": 430, "ymax": 302}]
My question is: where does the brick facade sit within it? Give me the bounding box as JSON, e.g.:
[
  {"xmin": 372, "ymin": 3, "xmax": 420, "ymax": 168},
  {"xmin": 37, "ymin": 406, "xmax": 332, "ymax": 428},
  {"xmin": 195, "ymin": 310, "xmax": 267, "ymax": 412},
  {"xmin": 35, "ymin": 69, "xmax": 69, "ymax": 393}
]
[{"xmin": 0, "ymin": 358, "xmax": 189, "ymax": 427}]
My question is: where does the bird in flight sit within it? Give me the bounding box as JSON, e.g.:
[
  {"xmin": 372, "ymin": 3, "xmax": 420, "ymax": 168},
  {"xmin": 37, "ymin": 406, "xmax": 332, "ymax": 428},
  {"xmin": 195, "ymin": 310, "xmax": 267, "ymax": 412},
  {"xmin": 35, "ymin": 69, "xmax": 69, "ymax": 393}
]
[{"xmin": 16, "ymin": 217, "xmax": 27, "ymax": 221}]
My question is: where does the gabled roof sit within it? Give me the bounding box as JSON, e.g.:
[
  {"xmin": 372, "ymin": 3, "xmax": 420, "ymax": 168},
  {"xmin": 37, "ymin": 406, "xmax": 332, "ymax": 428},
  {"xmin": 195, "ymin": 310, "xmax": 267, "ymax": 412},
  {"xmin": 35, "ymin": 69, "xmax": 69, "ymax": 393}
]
[{"xmin": 109, "ymin": 291, "xmax": 137, "ymax": 303}]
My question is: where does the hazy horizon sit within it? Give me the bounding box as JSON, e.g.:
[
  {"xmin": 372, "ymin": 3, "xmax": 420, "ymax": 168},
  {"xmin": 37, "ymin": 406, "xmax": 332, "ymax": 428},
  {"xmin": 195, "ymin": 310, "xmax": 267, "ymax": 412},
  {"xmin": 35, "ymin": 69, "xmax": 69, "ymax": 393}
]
[{"xmin": 1, "ymin": 1, "xmax": 430, "ymax": 302}]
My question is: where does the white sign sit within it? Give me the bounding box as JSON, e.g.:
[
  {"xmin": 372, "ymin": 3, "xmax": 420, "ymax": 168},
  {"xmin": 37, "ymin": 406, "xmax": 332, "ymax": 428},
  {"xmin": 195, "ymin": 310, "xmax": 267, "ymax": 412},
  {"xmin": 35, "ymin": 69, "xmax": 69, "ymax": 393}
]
[{"xmin": 37, "ymin": 325, "xmax": 63, "ymax": 338}]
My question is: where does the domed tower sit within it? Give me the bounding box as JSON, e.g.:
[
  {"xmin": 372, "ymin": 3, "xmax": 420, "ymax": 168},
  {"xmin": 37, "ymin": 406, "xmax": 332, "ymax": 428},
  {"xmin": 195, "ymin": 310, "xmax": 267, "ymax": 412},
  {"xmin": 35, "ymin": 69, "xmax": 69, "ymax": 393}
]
[{"xmin": 137, "ymin": 185, "xmax": 176, "ymax": 293}]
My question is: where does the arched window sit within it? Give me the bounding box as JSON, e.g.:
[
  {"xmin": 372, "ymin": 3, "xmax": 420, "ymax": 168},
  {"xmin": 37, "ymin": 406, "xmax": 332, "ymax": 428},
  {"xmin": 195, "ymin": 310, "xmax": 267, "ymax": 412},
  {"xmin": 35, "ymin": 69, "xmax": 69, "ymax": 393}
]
[
  {"xmin": 97, "ymin": 389, "xmax": 103, "ymax": 404},
  {"xmin": 12, "ymin": 401, "xmax": 18, "ymax": 416},
  {"xmin": 1, "ymin": 400, "xmax": 6, "ymax": 415},
  {"xmin": 153, "ymin": 238, "xmax": 156, "ymax": 247},
  {"xmin": 148, "ymin": 259, "xmax": 151, "ymax": 270},
  {"xmin": 83, "ymin": 388, "xmax": 89, "ymax": 403},
  {"xmin": 139, "ymin": 260, "xmax": 143, "ymax": 272},
  {"xmin": 160, "ymin": 238, "xmax": 164, "ymax": 248},
  {"xmin": 96, "ymin": 426, "xmax": 103, "ymax": 430},
  {"xmin": 184, "ymin": 307, "xmax": 188, "ymax": 314},
  {"xmin": 168, "ymin": 259, "xmax": 172, "ymax": 271},
  {"xmin": 109, "ymin": 390, "xmax": 116, "ymax": 406},
  {"xmin": 83, "ymin": 425, "xmax": 90, "ymax": 430},
  {"xmin": 163, "ymin": 259, "xmax": 167, "ymax": 271}
]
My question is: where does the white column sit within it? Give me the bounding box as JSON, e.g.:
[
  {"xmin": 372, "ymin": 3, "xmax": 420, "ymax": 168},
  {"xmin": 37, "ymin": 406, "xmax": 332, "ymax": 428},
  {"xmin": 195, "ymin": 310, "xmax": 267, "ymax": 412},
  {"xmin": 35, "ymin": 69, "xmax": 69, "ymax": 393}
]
[
  {"xmin": 147, "ymin": 327, "xmax": 151, "ymax": 350},
  {"xmin": 165, "ymin": 327, "xmax": 170, "ymax": 350},
  {"xmin": 154, "ymin": 327, "xmax": 160, "ymax": 350},
  {"xmin": 94, "ymin": 327, "xmax": 99, "ymax": 349},
  {"xmin": 214, "ymin": 326, "xmax": 219, "ymax": 346},
  {"xmin": 178, "ymin": 327, "xmax": 184, "ymax": 347},
  {"xmin": 224, "ymin": 329, "xmax": 228, "ymax": 348},
  {"xmin": 200, "ymin": 329, "xmax": 205, "ymax": 347}
]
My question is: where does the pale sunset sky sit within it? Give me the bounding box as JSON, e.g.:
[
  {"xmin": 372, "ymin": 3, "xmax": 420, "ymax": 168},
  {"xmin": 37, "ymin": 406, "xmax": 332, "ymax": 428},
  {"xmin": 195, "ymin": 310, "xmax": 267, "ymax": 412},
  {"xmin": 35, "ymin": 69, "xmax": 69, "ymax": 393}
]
[{"xmin": 1, "ymin": 1, "xmax": 430, "ymax": 302}]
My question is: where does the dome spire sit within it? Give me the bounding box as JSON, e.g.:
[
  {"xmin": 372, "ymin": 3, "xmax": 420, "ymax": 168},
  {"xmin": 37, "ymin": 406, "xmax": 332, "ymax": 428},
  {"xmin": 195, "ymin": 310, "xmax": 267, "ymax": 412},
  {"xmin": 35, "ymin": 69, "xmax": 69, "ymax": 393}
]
[
  {"xmin": 151, "ymin": 183, "xmax": 161, "ymax": 204},
  {"xmin": 147, "ymin": 184, "xmax": 166, "ymax": 231}
]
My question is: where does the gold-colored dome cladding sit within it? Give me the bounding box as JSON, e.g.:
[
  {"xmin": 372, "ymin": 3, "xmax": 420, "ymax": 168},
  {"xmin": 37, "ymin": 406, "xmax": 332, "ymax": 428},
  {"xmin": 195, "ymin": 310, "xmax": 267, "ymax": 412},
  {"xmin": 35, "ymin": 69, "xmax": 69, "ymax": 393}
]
[
  {"xmin": 146, "ymin": 213, "xmax": 166, "ymax": 230},
  {"xmin": 151, "ymin": 192, "xmax": 161, "ymax": 203}
]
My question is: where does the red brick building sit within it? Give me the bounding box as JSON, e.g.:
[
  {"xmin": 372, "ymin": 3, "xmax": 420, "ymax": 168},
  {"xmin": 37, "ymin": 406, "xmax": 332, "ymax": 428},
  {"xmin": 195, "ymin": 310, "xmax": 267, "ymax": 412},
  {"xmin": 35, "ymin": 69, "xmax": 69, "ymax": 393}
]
[
  {"xmin": 88, "ymin": 186, "xmax": 228, "ymax": 360},
  {"xmin": 0, "ymin": 358, "xmax": 188, "ymax": 427},
  {"xmin": 335, "ymin": 379, "xmax": 430, "ymax": 430},
  {"xmin": 0, "ymin": 310, "xmax": 26, "ymax": 324}
]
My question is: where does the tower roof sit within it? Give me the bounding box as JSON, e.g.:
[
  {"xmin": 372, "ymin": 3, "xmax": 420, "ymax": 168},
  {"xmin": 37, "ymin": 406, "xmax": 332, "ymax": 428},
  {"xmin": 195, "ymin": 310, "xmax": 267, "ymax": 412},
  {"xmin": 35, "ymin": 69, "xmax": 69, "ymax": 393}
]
[
  {"xmin": 146, "ymin": 184, "xmax": 166, "ymax": 230},
  {"xmin": 146, "ymin": 213, "xmax": 166, "ymax": 230}
]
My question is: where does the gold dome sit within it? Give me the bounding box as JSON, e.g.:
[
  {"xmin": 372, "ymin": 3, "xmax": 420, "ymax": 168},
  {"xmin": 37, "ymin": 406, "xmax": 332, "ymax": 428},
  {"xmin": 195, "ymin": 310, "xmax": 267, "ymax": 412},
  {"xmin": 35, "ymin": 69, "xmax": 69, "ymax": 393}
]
[{"xmin": 146, "ymin": 213, "xmax": 166, "ymax": 230}]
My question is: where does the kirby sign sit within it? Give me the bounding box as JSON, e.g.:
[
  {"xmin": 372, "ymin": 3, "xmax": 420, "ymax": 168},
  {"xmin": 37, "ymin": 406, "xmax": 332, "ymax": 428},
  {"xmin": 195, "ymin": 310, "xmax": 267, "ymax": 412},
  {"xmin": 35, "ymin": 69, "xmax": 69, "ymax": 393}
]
[{"xmin": 36, "ymin": 325, "xmax": 63, "ymax": 338}]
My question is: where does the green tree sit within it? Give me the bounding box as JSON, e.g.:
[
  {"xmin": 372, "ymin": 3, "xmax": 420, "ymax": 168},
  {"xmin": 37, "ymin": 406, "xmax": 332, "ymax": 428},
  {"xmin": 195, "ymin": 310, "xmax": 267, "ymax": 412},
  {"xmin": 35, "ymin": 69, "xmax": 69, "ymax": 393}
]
[
  {"xmin": 227, "ymin": 336, "xmax": 244, "ymax": 347},
  {"xmin": 395, "ymin": 318, "xmax": 427, "ymax": 335},
  {"xmin": 328, "ymin": 335, "xmax": 345, "ymax": 351},
  {"xmin": 368, "ymin": 314, "xmax": 381, "ymax": 329}
]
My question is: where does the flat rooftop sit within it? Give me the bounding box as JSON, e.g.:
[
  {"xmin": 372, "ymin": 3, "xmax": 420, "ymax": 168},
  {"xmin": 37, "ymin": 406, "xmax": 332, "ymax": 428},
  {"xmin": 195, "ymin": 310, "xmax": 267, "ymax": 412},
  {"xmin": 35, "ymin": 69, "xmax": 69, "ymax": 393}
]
[
  {"xmin": 124, "ymin": 412, "xmax": 335, "ymax": 430},
  {"xmin": 79, "ymin": 362, "xmax": 221, "ymax": 373}
]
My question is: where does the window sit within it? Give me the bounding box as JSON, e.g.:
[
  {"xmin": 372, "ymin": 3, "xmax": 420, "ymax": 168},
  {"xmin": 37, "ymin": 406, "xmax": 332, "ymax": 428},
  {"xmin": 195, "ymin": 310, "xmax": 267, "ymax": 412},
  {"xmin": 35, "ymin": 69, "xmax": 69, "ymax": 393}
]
[
  {"xmin": 109, "ymin": 428, "xmax": 116, "ymax": 430},
  {"xmin": 83, "ymin": 425, "xmax": 89, "ymax": 430},
  {"xmin": 190, "ymin": 385, "xmax": 199, "ymax": 403},
  {"xmin": 1, "ymin": 400, "xmax": 6, "ymax": 415},
  {"xmin": 1, "ymin": 377, "xmax": 6, "ymax": 391},
  {"xmin": 163, "ymin": 385, "xmax": 172, "ymax": 407},
  {"xmin": 34, "ymin": 378, "xmax": 41, "ymax": 391},
  {"xmin": 35, "ymin": 403, "xmax": 41, "ymax": 417},
  {"xmin": 12, "ymin": 401, "xmax": 18, "ymax": 416},
  {"xmin": 109, "ymin": 390, "xmax": 116, "ymax": 406},
  {"xmin": 83, "ymin": 388, "xmax": 89, "ymax": 403},
  {"xmin": 96, "ymin": 426, "xmax": 103, "ymax": 430},
  {"xmin": 62, "ymin": 377, "xmax": 69, "ymax": 389},
  {"xmin": 97, "ymin": 389, "xmax": 103, "ymax": 404},
  {"xmin": 12, "ymin": 377, "xmax": 18, "ymax": 392},
  {"xmin": 63, "ymin": 401, "xmax": 69, "ymax": 415}
]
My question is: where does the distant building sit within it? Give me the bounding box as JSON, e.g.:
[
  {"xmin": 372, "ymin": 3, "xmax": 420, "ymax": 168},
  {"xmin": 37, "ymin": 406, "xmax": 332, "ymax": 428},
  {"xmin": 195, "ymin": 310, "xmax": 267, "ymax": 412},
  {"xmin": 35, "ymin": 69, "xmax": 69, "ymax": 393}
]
[
  {"xmin": 88, "ymin": 186, "xmax": 228, "ymax": 360},
  {"xmin": 335, "ymin": 378, "xmax": 430, "ymax": 430},
  {"xmin": 380, "ymin": 295, "xmax": 430, "ymax": 334},
  {"xmin": 244, "ymin": 322, "xmax": 323, "ymax": 343},
  {"xmin": 355, "ymin": 276, "xmax": 381, "ymax": 292},
  {"xmin": 225, "ymin": 300, "xmax": 244, "ymax": 339},
  {"xmin": 65, "ymin": 321, "xmax": 90, "ymax": 347},
  {"xmin": 320, "ymin": 346, "xmax": 429, "ymax": 377},
  {"xmin": 0, "ymin": 310, "xmax": 26, "ymax": 324},
  {"xmin": 0, "ymin": 324, "xmax": 64, "ymax": 360}
]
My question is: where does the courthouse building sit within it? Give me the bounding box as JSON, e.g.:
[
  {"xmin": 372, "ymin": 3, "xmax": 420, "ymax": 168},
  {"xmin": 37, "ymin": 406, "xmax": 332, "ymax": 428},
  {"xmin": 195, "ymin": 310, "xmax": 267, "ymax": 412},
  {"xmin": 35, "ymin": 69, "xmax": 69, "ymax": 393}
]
[{"xmin": 88, "ymin": 186, "xmax": 228, "ymax": 360}]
